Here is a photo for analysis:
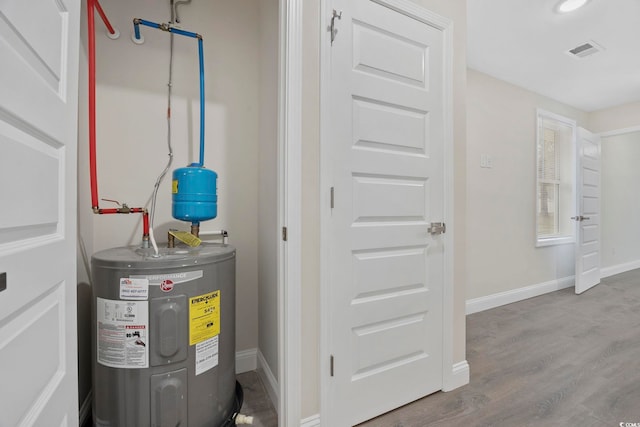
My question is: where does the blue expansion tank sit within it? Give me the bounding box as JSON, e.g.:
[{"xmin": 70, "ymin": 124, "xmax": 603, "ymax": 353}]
[{"xmin": 172, "ymin": 166, "xmax": 218, "ymax": 222}]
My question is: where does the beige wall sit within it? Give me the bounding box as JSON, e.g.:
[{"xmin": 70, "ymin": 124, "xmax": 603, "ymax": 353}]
[
  {"xmin": 466, "ymin": 69, "xmax": 589, "ymax": 300},
  {"xmin": 589, "ymin": 101, "xmax": 640, "ymax": 134},
  {"xmin": 257, "ymin": 0, "xmax": 280, "ymax": 381},
  {"xmin": 300, "ymin": 0, "xmax": 469, "ymax": 418},
  {"xmin": 301, "ymin": 0, "xmax": 321, "ymax": 418}
]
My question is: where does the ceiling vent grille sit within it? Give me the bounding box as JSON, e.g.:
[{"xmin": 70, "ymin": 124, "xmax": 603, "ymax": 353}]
[{"xmin": 566, "ymin": 40, "xmax": 605, "ymax": 59}]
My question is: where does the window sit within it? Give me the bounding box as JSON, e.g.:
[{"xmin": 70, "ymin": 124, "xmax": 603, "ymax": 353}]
[{"xmin": 536, "ymin": 110, "xmax": 576, "ymax": 246}]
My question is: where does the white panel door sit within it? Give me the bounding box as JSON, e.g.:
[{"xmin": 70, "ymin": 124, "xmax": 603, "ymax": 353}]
[
  {"xmin": 326, "ymin": 0, "xmax": 447, "ymax": 425},
  {"xmin": 0, "ymin": 1, "xmax": 80, "ymax": 426},
  {"xmin": 575, "ymin": 127, "xmax": 601, "ymax": 294}
]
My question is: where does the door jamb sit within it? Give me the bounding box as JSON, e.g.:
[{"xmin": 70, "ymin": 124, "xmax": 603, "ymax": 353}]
[
  {"xmin": 596, "ymin": 125, "xmax": 640, "ymax": 280},
  {"xmin": 319, "ymin": 0, "xmax": 456, "ymax": 424},
  {"xmin": 278, "ymin": 0, "xmax": 303, "ymax": 425}
]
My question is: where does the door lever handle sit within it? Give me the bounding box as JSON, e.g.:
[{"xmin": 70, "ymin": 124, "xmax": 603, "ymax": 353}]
[{"xmin": 428, "ymin": 222, "xmax": 446, "ymax": 235}]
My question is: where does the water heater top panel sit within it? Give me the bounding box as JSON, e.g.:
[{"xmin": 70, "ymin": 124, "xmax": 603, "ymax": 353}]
[{"xmin": 91, "ymin": 243, "xmax": 235, "ymax": 271}]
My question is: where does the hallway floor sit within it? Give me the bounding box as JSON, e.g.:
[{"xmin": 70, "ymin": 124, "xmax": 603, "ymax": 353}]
[{"xmin": 359, "ymin": 270, "xmax": 640, "ymax": 426}]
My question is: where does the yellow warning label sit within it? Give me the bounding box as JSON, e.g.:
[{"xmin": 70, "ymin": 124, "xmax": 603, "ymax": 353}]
[
  {"xmin": 169, "ymin": 230, "xmax": 202, "ymax": 247},
  {"xmin": 189, "ymin": 290, "xmax": 220, "ymax": 345},
  {"xmin": 172, "ymin": 180, "xmax": 178, "ymax": 194}
]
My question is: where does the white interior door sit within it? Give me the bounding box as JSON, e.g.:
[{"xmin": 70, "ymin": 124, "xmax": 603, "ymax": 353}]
[
  {"xmin": 575, "ymin": 127, "xmax": 601, "ymax": 294},
  {"xmin": 0, "ymin": 1, "xmax": 80, "ymax": 426},
  {"xmin": 325, "ymin": 0, "xmax": 448, "ymax": 425}
]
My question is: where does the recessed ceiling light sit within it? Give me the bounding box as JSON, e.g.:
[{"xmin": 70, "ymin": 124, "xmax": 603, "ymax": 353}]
[{"xmin": 556, "ymin": 0, "xmax": 590, "ymax": 13}]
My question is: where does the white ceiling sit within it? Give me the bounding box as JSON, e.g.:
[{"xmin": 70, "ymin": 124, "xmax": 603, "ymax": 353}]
[{"xmin": 467, "ymin": 0, "xmax": 640, "ymax": 112}]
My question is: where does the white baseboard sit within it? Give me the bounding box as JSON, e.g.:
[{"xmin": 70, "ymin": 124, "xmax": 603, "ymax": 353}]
[
  {"xmin": 300, "ymin": 414, "xmax": 321, "ymax": 427},
  {"xmin": 442, "ymin": 360, "xmax": 470, "ymax": 392},
  {"xmin": 236, "ymin": 348, "xmax": 257, "ymax": 374},
  {"xmin": 466, "ymin": 276, "xmax": 575, "ymax": 315},
  {"xmin": 79, "ymin": 391, "xmax": 92, "ymax": 425},
  {"xmin": 601, "ymin": 260, "xmax": 640, "ymax": 279},
  {"xmin": 257, "ymin": 349, "xmax": 279, "ymax": 411}
]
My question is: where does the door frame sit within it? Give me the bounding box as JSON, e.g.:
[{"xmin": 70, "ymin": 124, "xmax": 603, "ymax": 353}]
[
  {"xmin": 597, "ymin": 125, "xmax": 640, "ymax": 280},
  {"xmin": 318, "ymin": 0, "xmax": 455, "ymax": 424},
  {"xmin": 599, "ymin": 125, "xmax": 640, "ymax": 138},
  {"xmin": 277, "ymin": 0, "xmax": 303, "ymax": 426}
]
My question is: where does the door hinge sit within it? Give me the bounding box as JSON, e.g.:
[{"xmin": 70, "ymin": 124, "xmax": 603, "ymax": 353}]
[
  {"xmin": 330, "ymin": 355, "xmax": 334, "ymax": 376},
  {"xmin": 282, "ymin": 226, "xmax": 288, "ymax": 241},
  {"xmin": 330, "ymin": 187, "xmax": 335, "ymax": 209}
]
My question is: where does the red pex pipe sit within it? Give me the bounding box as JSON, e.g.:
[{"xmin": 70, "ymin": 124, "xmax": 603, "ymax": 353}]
[
  {"xmin": 94, "ymin": 0, "xmax": 116, "ymax": 35},
  {"xmin": 88, "ymin": 0, "xmax": 99, "ymax": 209},
  {"xmin": 142, "ymin": 212, "xmax": 150, "ymax": 237},
  {"xmin": 87, "ymin": 1, "xmax": 150, "ymax": 244},
  {"xmin": 98, "ymin": 208, "xmax": 150, "ymax": 237}
]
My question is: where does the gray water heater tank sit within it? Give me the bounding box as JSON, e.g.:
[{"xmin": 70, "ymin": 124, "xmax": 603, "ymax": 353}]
[{"xmin": 91, "ymin": 243, "xmax": 236, "ymax": 427}]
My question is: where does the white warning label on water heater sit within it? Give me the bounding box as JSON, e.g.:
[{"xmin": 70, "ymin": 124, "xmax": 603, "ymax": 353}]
[
  {"xmin": 96, "ymin": 298, "xmax": 149, "ymax": 369},
  {"xmin": 119, "ymin": 278, "xmax": 149, "ymax": 300},
  {"xmin": 195, "ymin": 335, "xmax": 219, "ymax": 376}
]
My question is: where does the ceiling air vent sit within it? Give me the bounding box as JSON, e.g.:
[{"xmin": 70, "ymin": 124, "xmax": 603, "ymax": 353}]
[{"xmin": 566, "ymin": 40, "xmax": 605, "ymax": 59}]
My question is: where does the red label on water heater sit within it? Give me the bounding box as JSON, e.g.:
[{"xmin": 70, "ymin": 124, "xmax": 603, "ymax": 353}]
[{"xmin": 160, "ymin": 279, "xmax": 174, "ymax": 292}]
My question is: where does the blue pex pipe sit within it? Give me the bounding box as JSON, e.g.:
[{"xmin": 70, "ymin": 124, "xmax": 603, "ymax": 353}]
[
  {"xmin": 170, "ymin": 27, "xmax": 198, "ymax": 39},
  {"xmin": 198, "ymin": 38, "xmax": 204, "ymax": 167},
  {"xmin": 133, "ymin": 18, "xmax": 205, "ymax": 167}
]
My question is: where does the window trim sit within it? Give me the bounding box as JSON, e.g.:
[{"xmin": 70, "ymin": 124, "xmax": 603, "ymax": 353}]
[{"xmin": 535, "ymin": 109, "xmax": 577, "ymax": 247}]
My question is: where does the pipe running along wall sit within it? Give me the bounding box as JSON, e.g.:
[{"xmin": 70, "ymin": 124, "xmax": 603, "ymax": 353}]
[
  {"xmin": 88, "ymin": 0, "xmax": 150, "ymax": 245},
  {"xmin": 132, "ymin": 18, "xmax": 206, "ymax": 167}
]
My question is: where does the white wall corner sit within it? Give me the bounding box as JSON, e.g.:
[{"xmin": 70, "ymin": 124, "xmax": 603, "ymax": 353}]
[
  {"xmin": 466, "ymin": 276, "xmax": 575, "ymax": 315},
  {"xmin": 600, "ymin": 260, "xmax": 640, "ymax": 279},
  {"xmin": 300, "ymin": 414, "xmax": 321, "ymax": 427},
  {"xmin": 236, "ymin": 348, "xmax": 258, "ymax": 374},
  {"xmin": 442, "ymin": 360, "xmax": 470, "ymax": 392},
  {"xmin": 257, "ymin": 348, "xmax": 280, "ymax": 411}
]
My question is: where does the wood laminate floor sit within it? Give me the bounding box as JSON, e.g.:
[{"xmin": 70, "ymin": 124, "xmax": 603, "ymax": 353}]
[{"xmin": 360, "ymin": 270, "xmax": 640, "ymax": 427}]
